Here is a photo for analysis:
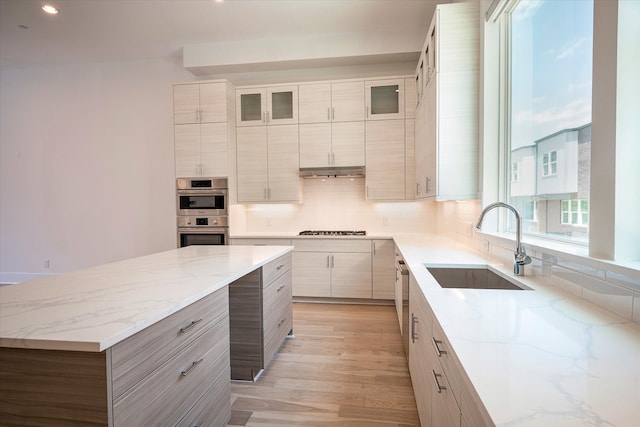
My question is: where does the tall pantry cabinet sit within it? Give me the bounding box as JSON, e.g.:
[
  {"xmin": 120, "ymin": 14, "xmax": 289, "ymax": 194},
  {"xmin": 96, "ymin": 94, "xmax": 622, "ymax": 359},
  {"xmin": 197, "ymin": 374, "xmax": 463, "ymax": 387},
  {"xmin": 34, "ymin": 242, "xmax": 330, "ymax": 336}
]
[
  {"xmin": 173, "ymin": 81, "xmax": 235, "ymax": 178},
  {"xmin": 414, "ymin": 2, "xmax": 479, "ymax": 200}
]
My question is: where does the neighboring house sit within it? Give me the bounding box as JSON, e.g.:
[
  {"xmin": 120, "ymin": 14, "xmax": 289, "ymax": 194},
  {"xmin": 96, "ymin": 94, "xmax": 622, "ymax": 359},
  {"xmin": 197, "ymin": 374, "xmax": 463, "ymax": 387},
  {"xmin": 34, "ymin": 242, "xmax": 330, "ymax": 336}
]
[{"xmin": 510, "ymin": 123, "xmax": 591, "ymax": 241}]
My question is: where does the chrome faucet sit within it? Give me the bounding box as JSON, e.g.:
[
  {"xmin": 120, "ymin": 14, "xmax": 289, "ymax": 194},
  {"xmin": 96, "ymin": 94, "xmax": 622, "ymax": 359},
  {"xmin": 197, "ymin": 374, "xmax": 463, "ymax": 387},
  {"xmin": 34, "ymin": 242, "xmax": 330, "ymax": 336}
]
[{"xmin": 476, "ymin": 202, "xmax": 532, "ymax": 276}]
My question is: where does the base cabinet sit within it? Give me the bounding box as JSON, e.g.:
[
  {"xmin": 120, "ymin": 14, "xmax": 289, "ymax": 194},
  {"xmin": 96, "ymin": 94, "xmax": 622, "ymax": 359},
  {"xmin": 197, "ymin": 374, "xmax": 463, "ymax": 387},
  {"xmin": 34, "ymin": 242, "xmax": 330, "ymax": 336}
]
[{"xmin": 372, "ymin": 239, "xmax": 395, "ymax": 299}]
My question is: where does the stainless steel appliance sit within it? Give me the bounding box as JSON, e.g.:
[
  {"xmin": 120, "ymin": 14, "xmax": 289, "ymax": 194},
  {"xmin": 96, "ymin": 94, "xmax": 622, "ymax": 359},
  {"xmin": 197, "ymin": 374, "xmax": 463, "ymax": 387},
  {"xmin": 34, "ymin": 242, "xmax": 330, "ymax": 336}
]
[
  {"xmin": 177, "ymin": 177, "xmax": 229, "ymax": 247},
  {"xmin": 176, "ymin": 177, "xmax": 227, "ymax": 216},
  {"xmin": 395, "ymin": 255, "xmax": 409, "ymax": 360},
  {"xmin": 298, "ymin": 230, "xmax": 366, "ymax": 236}
]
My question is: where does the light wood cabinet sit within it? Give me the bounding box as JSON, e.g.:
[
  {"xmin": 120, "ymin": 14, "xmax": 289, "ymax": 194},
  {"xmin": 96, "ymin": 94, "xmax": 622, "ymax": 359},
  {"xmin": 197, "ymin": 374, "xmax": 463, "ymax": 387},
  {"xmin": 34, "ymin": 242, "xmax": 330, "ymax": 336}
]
[
  {"xmin": 236, "ymin": 85, "xmax": 298, "ymax": 126},
  {"xmin": 173, "ymin": 81, "xmax": 235, "ymax": 178},
  {"xmin": 372, "ymin": 239, "xmax": 395, "ymax": 299},
  {"xmin": 365, "ymin": 119, "xmax": 406, "ymax": 200},
  {"xmin": 236, "ymin": 124, "xmax": 300, "ymax": 202},
  {"xmin": 365, "ymin": 78, "xmax": 405, "ymax": 120},
  {"xmin": 414, "ymin": 2, "xmax": 479, "ymax": 200},
  {"xmin": 293, "ymin": 239, "xmax": 372, "ymax": 299},
  {"xmin": 299, "ymin": 81, "xmax": 365, "ymax": 168}
]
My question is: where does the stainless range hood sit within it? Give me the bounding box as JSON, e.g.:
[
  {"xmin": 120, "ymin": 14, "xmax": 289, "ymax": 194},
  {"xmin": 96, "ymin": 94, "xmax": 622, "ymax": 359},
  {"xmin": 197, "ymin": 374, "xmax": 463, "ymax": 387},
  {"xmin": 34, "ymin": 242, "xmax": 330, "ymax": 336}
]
[{"xmin": 299, "ymin": 166, "xmax": 365, "ymax": 178}]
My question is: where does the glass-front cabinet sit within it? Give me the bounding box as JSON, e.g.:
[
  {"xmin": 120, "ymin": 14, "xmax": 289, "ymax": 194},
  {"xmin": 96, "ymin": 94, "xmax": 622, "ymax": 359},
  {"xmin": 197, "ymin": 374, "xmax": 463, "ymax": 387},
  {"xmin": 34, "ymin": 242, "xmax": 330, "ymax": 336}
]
[
  {"xmin": 236, "ymin": 86, "xmax": 298, "ymax": 126},
  {"xmin": 365, "ymin": 79, "xmax": 405, "ymax": 120}
]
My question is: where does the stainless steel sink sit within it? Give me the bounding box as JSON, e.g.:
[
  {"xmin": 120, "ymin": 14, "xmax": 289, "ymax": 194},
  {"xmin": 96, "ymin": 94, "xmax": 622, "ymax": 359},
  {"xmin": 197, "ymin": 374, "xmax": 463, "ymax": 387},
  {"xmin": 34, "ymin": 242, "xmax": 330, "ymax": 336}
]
[{"xmin": 425, "ymin": 264, "xmax": 531, "ymax": 290}]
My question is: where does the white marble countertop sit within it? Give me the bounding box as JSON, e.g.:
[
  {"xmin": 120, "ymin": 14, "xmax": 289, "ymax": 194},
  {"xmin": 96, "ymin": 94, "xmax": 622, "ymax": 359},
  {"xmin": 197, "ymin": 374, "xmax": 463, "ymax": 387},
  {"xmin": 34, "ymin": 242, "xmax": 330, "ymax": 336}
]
[
  {"xmin": 393, "ymin": 233, "xmax": 640, "ymax": 427},
  {"xmin": 0, "ymin": 245, "xmax": 293, "ymax": 352}
]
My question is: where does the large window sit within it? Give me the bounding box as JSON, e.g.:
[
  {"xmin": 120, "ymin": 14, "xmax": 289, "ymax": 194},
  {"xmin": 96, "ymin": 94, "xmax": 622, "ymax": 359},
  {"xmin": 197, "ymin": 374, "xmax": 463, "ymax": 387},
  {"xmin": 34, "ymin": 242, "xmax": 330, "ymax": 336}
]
[{"xmin": 507, "ymin": 0, "xmax": 593, "ymax": 244}]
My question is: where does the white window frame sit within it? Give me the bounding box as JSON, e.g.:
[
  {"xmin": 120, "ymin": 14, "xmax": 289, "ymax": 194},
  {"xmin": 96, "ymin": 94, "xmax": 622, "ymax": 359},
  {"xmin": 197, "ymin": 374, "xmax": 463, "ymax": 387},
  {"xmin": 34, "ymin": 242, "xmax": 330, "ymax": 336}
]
[
  {"xmin": 542, "ymin": 151, "xmax": 557, "ymax": 177},
  {"xmin": 561, "ymin": 199, "xmax": 589, "ymax": 226}
]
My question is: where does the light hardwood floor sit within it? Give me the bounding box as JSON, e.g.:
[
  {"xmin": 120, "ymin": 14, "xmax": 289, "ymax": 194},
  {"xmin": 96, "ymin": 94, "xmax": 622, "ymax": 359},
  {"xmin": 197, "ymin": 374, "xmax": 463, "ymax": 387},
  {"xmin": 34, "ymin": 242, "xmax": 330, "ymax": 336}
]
[{"xmin": 228, "ymin": 302, "xmax": 420, "ymax": 426}]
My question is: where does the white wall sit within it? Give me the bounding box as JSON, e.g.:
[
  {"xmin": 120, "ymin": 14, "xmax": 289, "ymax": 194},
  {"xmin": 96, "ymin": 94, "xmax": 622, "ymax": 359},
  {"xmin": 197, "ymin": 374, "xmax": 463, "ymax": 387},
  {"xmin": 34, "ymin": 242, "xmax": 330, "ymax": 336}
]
[{"xmin": 0, "ymin": 57, "xmax": 194, "ymax": 282}]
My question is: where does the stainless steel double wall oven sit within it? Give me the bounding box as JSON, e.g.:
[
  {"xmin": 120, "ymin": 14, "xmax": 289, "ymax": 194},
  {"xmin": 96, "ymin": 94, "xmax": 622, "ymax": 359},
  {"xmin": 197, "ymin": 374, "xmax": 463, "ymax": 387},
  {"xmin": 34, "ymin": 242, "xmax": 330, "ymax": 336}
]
[{"xmin": 176, "ymin": 177, "xmax": 229, "ymax": 247}]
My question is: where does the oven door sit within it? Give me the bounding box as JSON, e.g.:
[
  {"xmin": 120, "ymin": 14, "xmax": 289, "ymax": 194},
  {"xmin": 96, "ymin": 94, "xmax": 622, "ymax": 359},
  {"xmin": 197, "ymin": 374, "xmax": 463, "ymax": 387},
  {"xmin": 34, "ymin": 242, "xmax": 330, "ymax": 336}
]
[
  {"xmin": 177, "ymin": 228, "xmax": 229, "ymax": 248},
  {"xmin": 177, "ymin": 189, "xmax": 227, "ymax": 216}
]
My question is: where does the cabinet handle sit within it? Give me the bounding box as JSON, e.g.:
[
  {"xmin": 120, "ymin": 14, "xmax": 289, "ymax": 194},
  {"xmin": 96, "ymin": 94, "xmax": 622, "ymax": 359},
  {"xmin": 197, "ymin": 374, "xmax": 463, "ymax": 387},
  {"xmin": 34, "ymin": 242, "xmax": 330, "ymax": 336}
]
[
  {"xmin": 327, "ymin": 107, "xmax": 331, "ymax": 121},
  {"xmin": 432, "ymin": 337, "xmax": 447, "ymax": 357},
  {"xmin": 416, "ymin": 182, "xmax": 420, "ymax": 195},
  {"xmin": 327, "ymin": 255, "xmax": 330, "ymax": 268},
  {"xmin": 432, "ymin": 370, "xmax": 446, "ymax": 393},
  {"xmin": 411, "ymin": 313, "xmax": 418, "ymax": 343},
  {"xmin": 277, "ymin": 318, "xmax": 287, "ymax": 328},
  {"xmin": 373, "ymin": 241, "xmax": 376, "ymax": 255},
  {"xmin": 331, "ymin": 255, "xmax": 334, "ymax": 268},
  {"xmin": 277, "ymin": 264, "xmax": 284, "ymax": 271},
  {"xmin": 426, "ymin": 177, "xmax": 430, "ymax": 194},
  {"xmin": 181, "ymin": 358, "xmax": 204, "ymax": 377},
  {"xmin": 276, "ymin": 284, "xmax": 286, "ymax": 292},
  {"xmin": 179, "ymin": 318, "xmax": 203, "ymax": 333},
  {"xmin": 332, "ymin": 107, "xmax": 335, "ymax": 121}
]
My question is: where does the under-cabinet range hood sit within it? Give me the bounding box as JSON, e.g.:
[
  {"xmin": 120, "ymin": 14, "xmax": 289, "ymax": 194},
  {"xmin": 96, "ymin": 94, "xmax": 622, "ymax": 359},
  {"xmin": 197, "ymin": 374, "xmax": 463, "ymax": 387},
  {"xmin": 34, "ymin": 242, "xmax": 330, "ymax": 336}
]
[{"xmin": 299, "ymin": 166, "xmax": 365, "ymax": 178}]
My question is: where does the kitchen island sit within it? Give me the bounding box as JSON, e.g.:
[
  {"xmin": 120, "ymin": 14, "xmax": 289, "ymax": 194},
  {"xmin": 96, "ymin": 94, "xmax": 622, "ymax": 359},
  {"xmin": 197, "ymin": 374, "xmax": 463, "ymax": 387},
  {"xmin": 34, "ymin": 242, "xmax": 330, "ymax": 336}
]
[{"xmin": 0, "ymin": 245, "xmax": 293, "ymax": 426}]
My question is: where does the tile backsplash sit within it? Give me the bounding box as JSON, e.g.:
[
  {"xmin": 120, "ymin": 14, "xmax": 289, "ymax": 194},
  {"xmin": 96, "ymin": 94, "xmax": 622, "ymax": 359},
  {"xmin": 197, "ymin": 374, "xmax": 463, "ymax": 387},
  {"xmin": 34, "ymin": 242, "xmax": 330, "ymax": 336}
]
[{"xmin": 432, "ymin": 200, "xmax": 640, "ymax": 325}]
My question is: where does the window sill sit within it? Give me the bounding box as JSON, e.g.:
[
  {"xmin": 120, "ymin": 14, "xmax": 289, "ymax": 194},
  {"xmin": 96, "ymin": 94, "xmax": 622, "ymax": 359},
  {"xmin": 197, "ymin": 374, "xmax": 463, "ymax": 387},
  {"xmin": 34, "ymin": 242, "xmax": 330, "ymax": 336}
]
[{"xmin": 475, "ymin": 230, "xmax": 640, "ymax": 279}]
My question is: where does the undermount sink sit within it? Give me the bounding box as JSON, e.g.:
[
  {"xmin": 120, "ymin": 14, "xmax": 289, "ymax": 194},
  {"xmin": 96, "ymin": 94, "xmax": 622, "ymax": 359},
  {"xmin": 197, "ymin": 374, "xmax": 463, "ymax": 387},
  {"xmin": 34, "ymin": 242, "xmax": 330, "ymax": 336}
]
[{"xmin": 425, "ymin": 264, "xmax": 531, "ymax": 291}]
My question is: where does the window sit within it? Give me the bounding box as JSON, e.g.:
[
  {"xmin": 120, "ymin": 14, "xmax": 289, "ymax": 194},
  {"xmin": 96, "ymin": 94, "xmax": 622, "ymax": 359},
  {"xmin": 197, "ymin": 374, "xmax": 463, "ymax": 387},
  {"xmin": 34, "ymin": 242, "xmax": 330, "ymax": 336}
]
[
  {"xmin": 561, "ymin": 199, "xmax": 589, "ymax": 226},
  {"xmin": 506, "ymin": 0, "xmax": 593, "ymax": 244},
  {"xmin": 542, "ymin": 151, "xmax": 557, "ymax": 177}
]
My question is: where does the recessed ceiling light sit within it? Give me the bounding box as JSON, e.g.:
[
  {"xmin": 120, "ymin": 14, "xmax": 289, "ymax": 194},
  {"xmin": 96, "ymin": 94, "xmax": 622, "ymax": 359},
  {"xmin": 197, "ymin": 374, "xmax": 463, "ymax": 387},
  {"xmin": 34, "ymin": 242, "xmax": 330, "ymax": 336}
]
[{"xmin": 42, "ymin": 4, "xmax": 60, "ymax": 15}]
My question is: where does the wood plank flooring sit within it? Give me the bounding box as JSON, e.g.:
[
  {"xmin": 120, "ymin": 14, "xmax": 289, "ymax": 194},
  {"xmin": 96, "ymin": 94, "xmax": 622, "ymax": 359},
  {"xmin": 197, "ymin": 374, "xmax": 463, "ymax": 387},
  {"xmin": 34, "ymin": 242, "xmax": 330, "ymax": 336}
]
[{"xmin": 228, "ymin": 302, "xmax": 419, "ymax": 426}]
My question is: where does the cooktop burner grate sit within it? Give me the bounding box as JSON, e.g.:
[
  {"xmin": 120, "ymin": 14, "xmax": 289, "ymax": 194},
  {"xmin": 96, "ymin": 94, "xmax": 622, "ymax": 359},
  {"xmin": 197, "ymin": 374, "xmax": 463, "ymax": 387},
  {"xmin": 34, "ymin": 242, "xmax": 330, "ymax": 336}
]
[{"xmin": 298, "ymin": 230, "xmax": 367, "ymax": 236}]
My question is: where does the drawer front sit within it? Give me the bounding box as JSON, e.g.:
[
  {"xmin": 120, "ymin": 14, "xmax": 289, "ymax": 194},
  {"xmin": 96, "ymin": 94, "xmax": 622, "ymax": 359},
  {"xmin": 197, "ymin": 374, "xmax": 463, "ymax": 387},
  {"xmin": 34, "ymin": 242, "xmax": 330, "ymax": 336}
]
[
  {"xmin": 111, "ymin": 287, "xmax": 228, "ymax": 399},
  {"xmin": 432, "ymin": 319, "xmax": 461, "ymax": 406},
  {"xmin": 231, "ymin": 238, "xmax": 293, "ymax": 246},
  {"xmin": 263, "ymin": 271, "xmax": 292, "ymax": 318},
  {"xmin": 294, "ymin": 238, "xmax": 371, "ymax": 253},
  {"xmin": 175, "ymin": 367, "xmax": 231, "ymax": 427},
  {"xmin": 263, "ymin": 302, "xmax": 292, "ymax": 368},
  {"xmin": 113, "ymin": 318, "xmax": 230, "ymax": 426},
  {"xmin": 263, "ymin": 253, "xmax": 292, "ymax": 287}
]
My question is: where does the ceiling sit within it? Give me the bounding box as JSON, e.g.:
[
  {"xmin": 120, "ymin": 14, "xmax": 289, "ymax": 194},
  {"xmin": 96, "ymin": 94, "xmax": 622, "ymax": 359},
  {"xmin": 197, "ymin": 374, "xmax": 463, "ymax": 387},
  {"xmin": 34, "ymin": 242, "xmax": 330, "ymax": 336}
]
[{"xmin": 0, "ymin": 0, "xmax": 437, "ymax": 81}]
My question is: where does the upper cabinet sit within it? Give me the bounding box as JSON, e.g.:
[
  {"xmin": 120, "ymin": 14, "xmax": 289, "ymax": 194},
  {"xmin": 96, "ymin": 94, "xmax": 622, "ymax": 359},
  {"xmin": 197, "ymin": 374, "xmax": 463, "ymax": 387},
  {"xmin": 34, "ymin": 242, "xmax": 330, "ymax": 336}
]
[
  {"xmin": 173, "ymin": 80, "xmax": 235, "ymax": 177},
  {"xmin": 365, "ymin": 79, "xmax": 405, "ymax": 120},
  {"xmin": 414, "ymin": 2, "xmax": 480, "ymax": 201},
  {"xmin": 174, "ymin": 82, "xmax": 229, "ymax": 124},
  {"xmin": 236, "ymin": 86, "xmax": 298, "ymax": 126},
  {"xmin": 299, "ymin": 81, "xmax": 365, "ymax": 123}
]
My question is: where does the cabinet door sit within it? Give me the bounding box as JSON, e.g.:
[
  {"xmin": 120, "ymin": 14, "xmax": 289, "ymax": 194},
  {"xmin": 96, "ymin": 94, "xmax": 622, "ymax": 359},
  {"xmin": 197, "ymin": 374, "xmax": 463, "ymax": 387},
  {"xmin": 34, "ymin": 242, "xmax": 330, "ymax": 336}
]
[
  {"xmin": 173, "ymin": 84, "xmax": 200, "ymax": 124},
  {"xmin": 292, "ymin": 252, "xmax": 331, "ymax": 297},
  {"xmin": 331, "ymin": 122, "xmax": 365, "ymax": 167},
  {"xmin": 299, "ymin": 83, "xmax": 331, "ymax": 124},
  {"xmin": 237, "ymin": 126, "xmax": 268, "ymax": 202},
  {"xmin": 424, "ymin": 76, "xmax": 437, "ymax": 198},
  {"xmin": 200, "ymin": 122, "xmax": 228, "ymax": 177},
  {"xmin": 331, "ymin": 81, "xmax": 365, "ymax": 122},
  {"xmin": 299, "ymin": 123, "xmax": 331, "ymax": 168},
  {"xmin": 365, "ymin": 120, "xmax": 406, "ymax": 200},
  {"xmin": 331, "ymin": 252, "xmax": 372, "ymax": 299},
  {"xmin": 405, "ymin": 77, "xmax": 417, "ymax": 119},
  {"xmin": 267, "ymin": 86, "xmax": 298, "ymax": 125},
  {"xmin": 365, "ymin": 79, "xmax": 405, "ymax": 120},
  {"xmin": 372, "ymin": 240, "xmax": 395, "ymax": 299},
  {"xmin": 267, "ymin": 124, "xmax": 300, "ymax": 202},
  {"xmin": 199, "ymin": 82, "xmax": 228, "ymax": 123},
  {"xmin": 174, "ymin": 124, "xmax": 201, "ymax": 177},
  {"xmin": 236, "ymin": 88, "xmax": 267, "ymax": 127},
  {"xmin": 414, "ymin": 100, "xmax": 428, "ymax": 198},
  {"xmin": 405, "ymin": 118, "xmax": 416, "ymax": 200}
]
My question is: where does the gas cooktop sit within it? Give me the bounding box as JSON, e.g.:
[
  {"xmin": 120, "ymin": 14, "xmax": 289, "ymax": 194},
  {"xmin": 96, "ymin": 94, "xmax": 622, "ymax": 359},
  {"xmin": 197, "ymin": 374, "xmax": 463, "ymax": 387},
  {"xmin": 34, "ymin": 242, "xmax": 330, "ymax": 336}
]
[{"xmin": 298, "ymin": 230, "xmax": 367, "ymax": 236}]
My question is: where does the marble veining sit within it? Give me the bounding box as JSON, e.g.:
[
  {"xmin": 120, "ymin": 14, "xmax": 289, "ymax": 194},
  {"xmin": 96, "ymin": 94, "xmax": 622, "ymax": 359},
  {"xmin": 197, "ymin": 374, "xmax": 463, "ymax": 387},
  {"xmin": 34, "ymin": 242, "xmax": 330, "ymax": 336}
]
[
  {"xmin": 0, "ymin": 245, "xmax": 293, "ymax": 352},
  {"xmin": 393, "ymin": 233, "xmax": 640, "ymax": 427}
]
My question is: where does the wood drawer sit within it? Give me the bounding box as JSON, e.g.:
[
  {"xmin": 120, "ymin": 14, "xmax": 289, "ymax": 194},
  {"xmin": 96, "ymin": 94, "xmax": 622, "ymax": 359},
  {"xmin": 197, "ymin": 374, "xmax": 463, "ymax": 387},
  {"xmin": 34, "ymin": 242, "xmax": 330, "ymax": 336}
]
[
  {"xmin": 175, "ymin": 367, "xmax": 231, "ymax": 427},
  {"xmin": 263, "ymin": 270, "xmax": 292, "ymax": 318},
  {"xmin": 294, "ymin": 238, "xmax": 371, "ymax": 253},
  {"xmin": 110, "ymin": 287, "xmax": 228, "ymax": 399},
  {"xmin": 432, "ymin": 318, "xmax": 462, "ymax": 406},
  {"xmin": 263, "ymin": 302, "xmax": 292, "ymax": 368},
  {"xmin": 113, "ymin": 317, "xmax": 230, "ymax": 426},
  {"xmin": 263, "ymin": 252, "xmax": 292, "ymax": 287}
]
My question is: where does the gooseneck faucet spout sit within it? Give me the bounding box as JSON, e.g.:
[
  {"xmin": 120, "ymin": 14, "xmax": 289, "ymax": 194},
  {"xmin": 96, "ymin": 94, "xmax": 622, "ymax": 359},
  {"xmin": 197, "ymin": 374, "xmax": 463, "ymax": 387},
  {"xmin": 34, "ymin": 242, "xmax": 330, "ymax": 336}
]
[{"xmin": 476, "ymin": 202, "xmax": 531, "ymax": 276}]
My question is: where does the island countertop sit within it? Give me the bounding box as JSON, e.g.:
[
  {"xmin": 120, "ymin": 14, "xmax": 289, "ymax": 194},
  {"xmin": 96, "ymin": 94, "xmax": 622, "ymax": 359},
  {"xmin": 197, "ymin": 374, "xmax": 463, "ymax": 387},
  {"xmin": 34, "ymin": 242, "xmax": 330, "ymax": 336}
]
[{"xmin": 0, "ymin": 245, "xmax": 293, "ymax": 352}]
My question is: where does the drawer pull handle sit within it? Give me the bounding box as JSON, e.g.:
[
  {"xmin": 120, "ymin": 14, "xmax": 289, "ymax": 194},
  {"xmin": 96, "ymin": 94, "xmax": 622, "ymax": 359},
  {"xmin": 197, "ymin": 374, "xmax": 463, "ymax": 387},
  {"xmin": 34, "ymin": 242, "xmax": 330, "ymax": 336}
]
[
  {"xmin": 181, "ymin": 358, "xmax": 204, "ymax": 377},
  {"xmin": 276, "ymin": 264, "xmax": 284, "ymax": 270},
  {"xmin": 432, "ymin": 337, "xmax": 447, "ymax": 357},
  {"xmin": 179, "ymin": 318, "xmax": 203, "ymax": 333},
  {"xmin": 432, "ymin": 370, "xmax": 446, "ymax": 393},
  {"xmin": 411, "ymin": 313, "xmax": 418, "ymax": 343},
  {"xmin": 277, "ymin": 318, "xmax": 287, "ymax": 328},
  {"xmin": 276, "ymin": 284, "xmax": 286, "ymax": 292}
]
